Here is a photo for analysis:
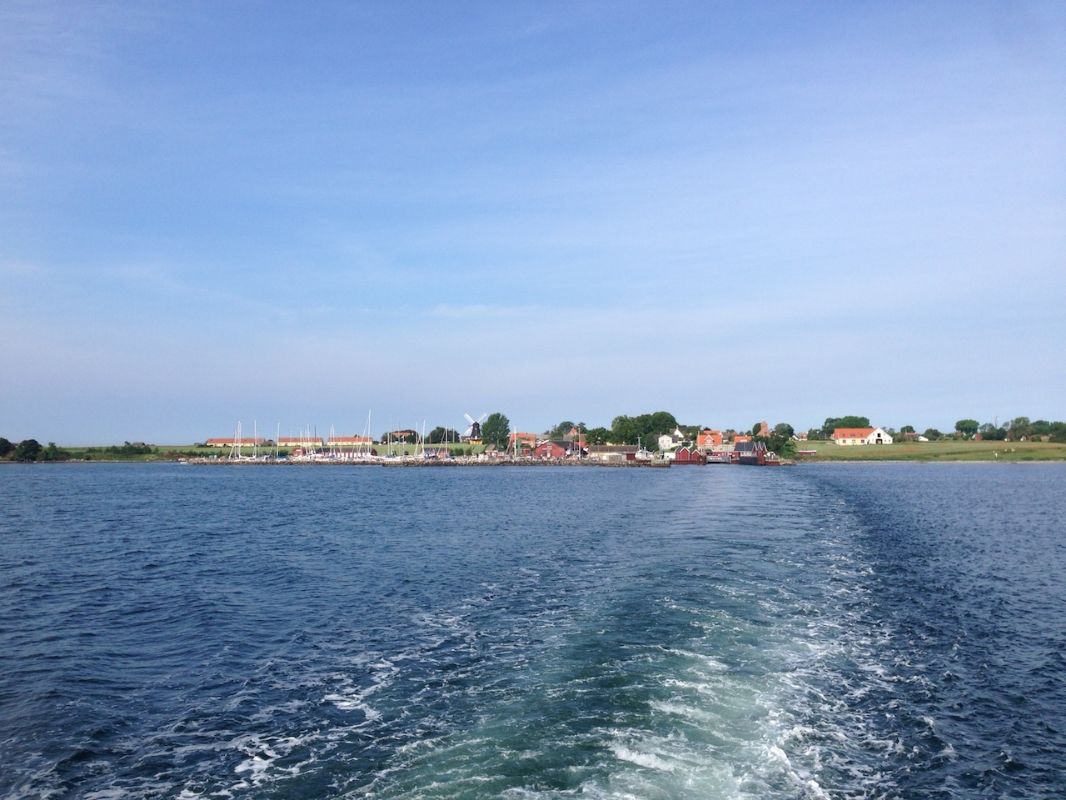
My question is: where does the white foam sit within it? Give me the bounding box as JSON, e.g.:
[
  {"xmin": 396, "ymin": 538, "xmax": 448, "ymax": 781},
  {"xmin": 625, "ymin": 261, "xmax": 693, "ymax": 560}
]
[
  {"xmin": 608, "ymin": 743, "xmax": 676, "ymax": 773},
  {"xmin": 228, "ymin": 732, "xmax": 313, "ymax": 789},
  {"xmin": 938, "ymin": 742, "xmax": 958, "ymax": 760},
  {"xmin": 648, "ymin": 699, "xmax": 720, "ymax": 725}
]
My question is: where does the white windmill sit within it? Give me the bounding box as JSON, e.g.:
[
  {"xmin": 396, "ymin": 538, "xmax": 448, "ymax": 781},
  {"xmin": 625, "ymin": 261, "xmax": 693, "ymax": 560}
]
[{"xmin": 463, "ymin": 412, "xmax": 488, "ymax": 442}]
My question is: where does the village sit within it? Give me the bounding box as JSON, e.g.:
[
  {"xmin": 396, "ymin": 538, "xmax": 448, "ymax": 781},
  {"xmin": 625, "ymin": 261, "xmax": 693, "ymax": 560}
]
[
  {"xmin": 197, "ymin": 419, "xmax": 905, "ymax": 468},
  {"xmin": 11, "ymin": 415, "xmax": 1058, "ymax": 465}
]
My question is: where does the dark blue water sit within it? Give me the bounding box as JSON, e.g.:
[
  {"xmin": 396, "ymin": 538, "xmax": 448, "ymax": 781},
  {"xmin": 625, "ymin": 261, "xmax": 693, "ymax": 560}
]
[{"xmin": 1, "ymin": 463, "xmax": 1064, "ymax": 799}]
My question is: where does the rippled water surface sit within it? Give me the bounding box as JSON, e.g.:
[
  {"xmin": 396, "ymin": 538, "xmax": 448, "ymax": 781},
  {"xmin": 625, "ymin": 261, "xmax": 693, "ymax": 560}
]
[{"xmin": 1, "ymin": 463, "xmax": 1064, "ymax": 799}]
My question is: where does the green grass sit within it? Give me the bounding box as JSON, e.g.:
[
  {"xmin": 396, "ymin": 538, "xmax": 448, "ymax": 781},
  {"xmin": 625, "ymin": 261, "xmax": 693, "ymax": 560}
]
[{"xmin": 795, "ymin": 439, "xmax": 1066, "ymax": 462}]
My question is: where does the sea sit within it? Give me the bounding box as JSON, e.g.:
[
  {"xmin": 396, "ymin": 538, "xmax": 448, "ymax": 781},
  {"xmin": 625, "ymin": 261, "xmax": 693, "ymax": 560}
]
[{"xmin": 1, "ymin": 463, "xmax": 1064, "ymax": 799}]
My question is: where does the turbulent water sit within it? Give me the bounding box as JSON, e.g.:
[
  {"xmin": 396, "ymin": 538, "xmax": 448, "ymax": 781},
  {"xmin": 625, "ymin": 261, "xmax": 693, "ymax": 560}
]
[{"xmin": 1, "ymin": 463, "xmax": 1064, "ymax": 799}]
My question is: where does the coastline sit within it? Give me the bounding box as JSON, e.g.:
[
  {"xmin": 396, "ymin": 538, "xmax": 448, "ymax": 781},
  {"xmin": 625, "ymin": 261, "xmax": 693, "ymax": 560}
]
[{"xmin": 6, "ymin": 456, "xmax": 1065, "ymax": 467}]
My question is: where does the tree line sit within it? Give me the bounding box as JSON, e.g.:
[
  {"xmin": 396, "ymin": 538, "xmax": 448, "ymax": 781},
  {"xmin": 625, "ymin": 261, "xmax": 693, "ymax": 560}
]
[
  {"xmin": 0, "ymin": 439, "xmax": 158, "ymax": 462},
  {"xmin": 0, "ymin": 438, "xmax": 68, "ymax": 462},
  {"xmin": 804, "ymin": 415, "xmax": 1066, "ymax": 443}
]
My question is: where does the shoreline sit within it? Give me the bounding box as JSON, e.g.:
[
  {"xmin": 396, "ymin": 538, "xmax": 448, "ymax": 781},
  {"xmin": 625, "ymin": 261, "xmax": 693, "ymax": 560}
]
[{"xmin": 5, "ymin": 457, "xmax": 1065, "ymax": 467}]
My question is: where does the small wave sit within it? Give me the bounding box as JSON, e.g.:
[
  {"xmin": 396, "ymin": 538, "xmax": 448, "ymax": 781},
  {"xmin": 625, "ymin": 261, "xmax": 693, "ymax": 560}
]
[{"xmin": 608, "ymin": 743, "xmax": 676, "ymax": 773}]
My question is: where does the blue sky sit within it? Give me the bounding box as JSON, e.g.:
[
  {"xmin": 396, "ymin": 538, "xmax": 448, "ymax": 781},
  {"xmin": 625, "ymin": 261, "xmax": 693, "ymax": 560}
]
[{"xmin": 2, "ymin": 1, "xmax": 1064, "ymax": 442}]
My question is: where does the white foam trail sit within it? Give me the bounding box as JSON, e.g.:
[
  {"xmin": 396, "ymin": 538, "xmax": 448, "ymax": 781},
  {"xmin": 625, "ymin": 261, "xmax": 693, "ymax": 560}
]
[{"xmin": 608, "ymin": 743, "xmax": 676, "ymax": 773}]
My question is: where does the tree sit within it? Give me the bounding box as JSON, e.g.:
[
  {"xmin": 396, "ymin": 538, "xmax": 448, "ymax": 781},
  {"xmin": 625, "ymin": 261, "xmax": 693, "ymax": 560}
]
[
  {"xmin": 586, "ymin": 427, "xmax": 610, "ymax": 445},
  {"xmin": 900, "ymin": 425, "xmax": 915, "ymax": 434},
  {"xmin": 548, "ymin": 420, "xmax": 575, "ymax": 438},
  {"xmin": 481, "ymin": 413, "xmax": 510, "ymax": 449},
  {"xmin": 427, "ymin": 427, "xmax": 460, "ymax": 444},
  {"xmin": 765, "ymin": 430, "xmax": 796, "ymax": 459},
  {"xmin": 15, "ymin": 439, "xmax": 42, "ymax": 462},
  {"xmin": 1007, "ymin": 417, "xmax": 1031, "ymax": 441},
  {"xmin": 979, "ymin": 423, "xmax": 1007, "ymax": 441},
  {"xmin": 0, "ymin": 437, "xmax": 13, "ymax": 458},
  {"xmin": 611, "ymin": 415, "xmax": 638, "ymax": 444},
  {"xmin": 823, "ymin": 416, "xmax": 871, "ymax": 435},
  {"xmin": 923, "ymin": 428, "xmax": 943, "ymax": 441},
  {"xmin": 1049, "ymin": 421, "xmax": 1066, "ymax": 442},
  {"xmin": 645, "ymin": 411, "xmax": 678, "ymax": 439},
  {"xmin": 773, "ymin": 423, "xmax": 795, "ymax": 438},
  {"xmin": 1030, "ymin": 420, "xmax": 1052, "ymax": 437},
  {"xmin": 955, "ymin": 419, "xmax": 979, "ymax": 437},
  {"xmin": 611, "ymin": 411, "xmax": 678, "ymax": 446},
  {"xmin": 752, "ymin": 421, "xmax": 765, "ymax": 438}
]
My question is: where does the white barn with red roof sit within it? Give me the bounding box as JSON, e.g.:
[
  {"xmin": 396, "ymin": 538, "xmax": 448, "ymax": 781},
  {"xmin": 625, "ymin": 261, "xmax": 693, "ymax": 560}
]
[{"xmin": 831, "ymin": 427, "xmax": 893, "ymax": 446}]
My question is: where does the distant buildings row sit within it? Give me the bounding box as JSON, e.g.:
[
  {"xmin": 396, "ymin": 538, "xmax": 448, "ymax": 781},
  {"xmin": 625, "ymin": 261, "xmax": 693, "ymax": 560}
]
[
  {"xmin": 204, "ymin": 425, "xmax": 896, "ymax": 454},
  {"xmin": 205, "ymin": 435, "xmax": 372, "ymax": 448}
]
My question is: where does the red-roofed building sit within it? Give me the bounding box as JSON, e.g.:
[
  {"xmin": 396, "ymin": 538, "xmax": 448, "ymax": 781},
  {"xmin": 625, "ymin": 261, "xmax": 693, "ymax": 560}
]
[
  {"xmin": 672, "ymin": 446, "xmax": 706, "ymax": 464},
  {"xmin": 533, "ymin": 440, "xmax": 570, "ymax": 460},
  {"xmin": 277, "ymin": 436, "xmax": 324, "ymax": 448},
  {"xmin": 831, "ymin": 427, "xmax": 893, "ymax": 446},
  {"xmin": 327, "ymin": 435, "xmax": 374, "ymax": 448},
  {"xmin": 508, "ymin": 432, "xmax": 538, "ymax": 449},
  {"xmin": 563, "ymin": 427, "xmax": 589, "ymax": 448},
  {"xmin": 697, "ymin": 429, "xmax": 723, "ymax": 448}
]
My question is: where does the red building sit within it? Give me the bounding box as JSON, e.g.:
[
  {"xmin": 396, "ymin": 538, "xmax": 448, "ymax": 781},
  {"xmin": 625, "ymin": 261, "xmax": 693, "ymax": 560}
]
[
  {"xmin": 277, "ymin": 436, "xmax": 324, "ymax": 449},
  {"xmin": 696, "ymin": 429, "xmax": 723, "ymax": 448},
  {"xmin": 508, "ymin": 431, "xmax": 538, "ymax": 449},
  {"xmin": 533, "ymin": 440, "xmax": 570, "ymax": 459},
  {"xmin": 672, "ymin": 446, "xmax": 706, "ymax": 464},
  {"xmin": 205, "ymin": 437, "xmax": 269, "ymax": 447}
]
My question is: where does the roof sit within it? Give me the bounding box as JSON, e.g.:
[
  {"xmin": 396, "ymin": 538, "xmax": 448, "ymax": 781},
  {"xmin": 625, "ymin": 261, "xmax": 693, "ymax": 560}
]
[
  {"xmin": 832, "ymin": 427, "xmax": 877, "ymax": 438},
  {"xmin": 535, "ymin": 440, "xmax": 570, "ymax": 449},
  {"xmin": 735, "ymin": 441, "xmax": 768, "ymax": 453}
]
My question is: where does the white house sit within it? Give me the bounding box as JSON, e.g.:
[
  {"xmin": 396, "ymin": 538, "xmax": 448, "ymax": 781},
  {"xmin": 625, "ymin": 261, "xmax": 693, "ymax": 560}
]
[
  {"xmin": 831, "ymin": 427, "xmax": 893, "ymax": 446},
  {"xmin": 658, "ymin": 427, "xmax": 686, "ymax": 451}
]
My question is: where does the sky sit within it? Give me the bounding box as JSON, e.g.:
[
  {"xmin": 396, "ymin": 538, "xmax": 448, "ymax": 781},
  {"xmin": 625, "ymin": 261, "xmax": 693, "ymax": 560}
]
[{"xmin": 2, "ymin": 1, "xmax": 1064, "ymax": 443}]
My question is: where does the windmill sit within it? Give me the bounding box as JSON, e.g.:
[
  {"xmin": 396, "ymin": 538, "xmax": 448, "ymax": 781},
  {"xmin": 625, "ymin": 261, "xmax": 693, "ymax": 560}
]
[{"xmin": 463, "ymin": 412, "xmax": 488, "ymax": 442}]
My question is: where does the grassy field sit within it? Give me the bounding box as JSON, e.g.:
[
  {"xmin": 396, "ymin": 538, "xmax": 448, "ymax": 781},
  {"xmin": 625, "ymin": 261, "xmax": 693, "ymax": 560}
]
[
  {"xmin": 795, "ymin": 439, "xmax": 1066, "ymax": 462},
  {"xmin": 59, "ymin": 445, "xmax": 213, "ymax": 461}
]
